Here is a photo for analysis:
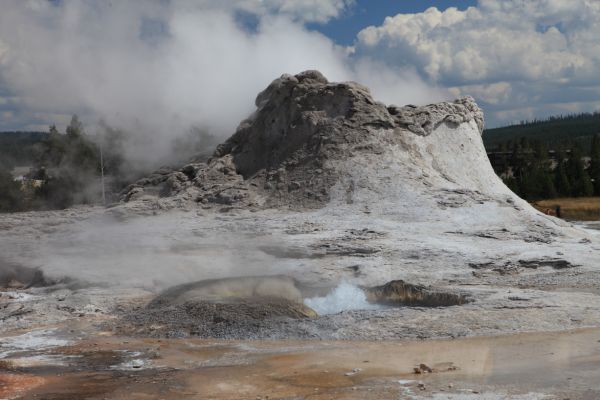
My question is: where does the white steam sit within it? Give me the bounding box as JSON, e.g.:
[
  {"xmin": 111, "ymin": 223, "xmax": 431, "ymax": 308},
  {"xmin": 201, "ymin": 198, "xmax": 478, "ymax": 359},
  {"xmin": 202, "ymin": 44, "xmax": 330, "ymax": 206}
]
[
  {"xmin": 0, "ymin": 0, "xmax": 446, "ymax": 167},
  {"xmin": 304, "ymin": 282, "xmax": 384, "ymax": 315},
  {"xmin": 24, "ymin": 211, "xmax": 290, "ymax": 290}
]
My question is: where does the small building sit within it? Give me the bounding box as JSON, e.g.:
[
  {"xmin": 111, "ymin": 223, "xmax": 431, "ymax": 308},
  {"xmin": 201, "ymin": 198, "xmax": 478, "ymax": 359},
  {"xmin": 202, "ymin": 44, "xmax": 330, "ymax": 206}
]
[{"xmin": 11, "ymin": 166, "xmax": 43, "ymax": 189}]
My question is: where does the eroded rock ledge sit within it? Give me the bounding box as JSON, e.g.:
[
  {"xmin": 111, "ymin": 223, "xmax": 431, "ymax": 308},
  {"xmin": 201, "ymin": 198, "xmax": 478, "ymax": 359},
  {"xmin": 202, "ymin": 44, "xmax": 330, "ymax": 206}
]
[{"xmin": 120, "ymin": 70, "xmax": 484, "ymax": 210}]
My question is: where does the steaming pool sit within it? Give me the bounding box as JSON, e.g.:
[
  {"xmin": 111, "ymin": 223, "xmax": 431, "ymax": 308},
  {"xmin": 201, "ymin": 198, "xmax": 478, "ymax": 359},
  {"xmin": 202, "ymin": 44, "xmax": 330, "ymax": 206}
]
[{"xmin": 303, "ymin": 282, "xmax": 389, "ymax": 315}]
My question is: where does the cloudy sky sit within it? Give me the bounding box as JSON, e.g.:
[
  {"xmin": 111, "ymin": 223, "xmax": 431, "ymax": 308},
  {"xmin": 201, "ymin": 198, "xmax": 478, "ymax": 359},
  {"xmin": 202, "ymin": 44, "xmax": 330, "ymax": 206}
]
[{"xmin": 0, "ymin": 0, "xmax": 598, "ymax": 140}]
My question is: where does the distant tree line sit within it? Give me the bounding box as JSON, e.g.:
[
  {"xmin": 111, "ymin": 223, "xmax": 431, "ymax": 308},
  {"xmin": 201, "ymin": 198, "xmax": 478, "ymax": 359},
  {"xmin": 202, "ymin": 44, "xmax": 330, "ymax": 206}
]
[
  {"xmin": 0, "ymin": 163, "xmax": 23, "ymax": 212},
  {"xmin": 32, "ymin": 116, "xmax": 102, "ymax": 209},
  {"xmin": 484, "ymin": 112, "xmax": 600, "ymax": 152},
  {"xmin": 0, "ymin": 116, "xmax": 126, "ymax": 212},
  {"xmin": 490, "ymin": 135, "xmax": 600, "ymax": 200},
  {"xmin": 0, "ymin": 116, "xmax": 215, "ymax": 213},
  {"xmin": 0, "ymin": 131, "xmax": 48, "ymax": 168}
]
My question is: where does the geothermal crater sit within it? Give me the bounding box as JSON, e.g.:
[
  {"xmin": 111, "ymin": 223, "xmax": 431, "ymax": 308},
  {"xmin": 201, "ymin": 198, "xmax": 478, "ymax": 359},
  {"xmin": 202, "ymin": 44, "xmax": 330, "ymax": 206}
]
[{"xmin": 118, "ymin": 276, "xmax": 471, "ymax": 339}]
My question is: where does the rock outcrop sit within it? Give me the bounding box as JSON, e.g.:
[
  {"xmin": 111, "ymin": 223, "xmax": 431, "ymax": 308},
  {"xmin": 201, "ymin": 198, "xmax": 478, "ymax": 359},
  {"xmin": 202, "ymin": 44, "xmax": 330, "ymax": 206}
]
[{"xmin": 120, "ymin": 70, "xmax": 491, "ymax": 211}]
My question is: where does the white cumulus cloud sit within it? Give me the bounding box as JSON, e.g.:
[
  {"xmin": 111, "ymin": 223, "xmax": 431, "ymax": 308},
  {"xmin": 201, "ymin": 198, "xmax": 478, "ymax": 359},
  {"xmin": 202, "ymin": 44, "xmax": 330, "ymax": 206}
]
[{"xmin": 355, "ymin": 0, "xmax": 600, "ymax": 126}]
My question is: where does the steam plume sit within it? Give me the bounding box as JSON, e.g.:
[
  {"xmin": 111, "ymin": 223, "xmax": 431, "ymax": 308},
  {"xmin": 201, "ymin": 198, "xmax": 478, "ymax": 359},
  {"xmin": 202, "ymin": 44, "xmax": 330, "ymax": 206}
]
[{"xmin": 0, "ymin": 1, "xmax": 446, "ymax": 167}]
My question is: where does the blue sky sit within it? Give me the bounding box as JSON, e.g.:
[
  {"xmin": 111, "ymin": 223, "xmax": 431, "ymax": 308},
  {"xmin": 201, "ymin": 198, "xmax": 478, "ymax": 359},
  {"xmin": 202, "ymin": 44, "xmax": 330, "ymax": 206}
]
[{"xmin": 0, "ymin": 0, "xmax": 599, "ymax": 134}]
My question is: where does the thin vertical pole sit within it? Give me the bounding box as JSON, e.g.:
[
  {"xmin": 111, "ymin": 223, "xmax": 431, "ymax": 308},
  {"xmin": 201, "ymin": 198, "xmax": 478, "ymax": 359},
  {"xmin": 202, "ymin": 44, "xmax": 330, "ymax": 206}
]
[{"xmin": 100, "ymin": 140, "xmax": 106, "ymax": 206}]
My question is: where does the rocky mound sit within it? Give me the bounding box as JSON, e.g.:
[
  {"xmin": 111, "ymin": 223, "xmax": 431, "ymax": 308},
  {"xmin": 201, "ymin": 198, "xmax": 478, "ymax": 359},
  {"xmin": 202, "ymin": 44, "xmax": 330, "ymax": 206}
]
[
  {"xmin": 148, "ymin": 275, "xmax": 307, "ymax": 308},
  {"xmin": 120, "ymin": 276, "xmax": 317, "ymax": 338},
  {"xmin": 364, "ymin": 280, "xmax": 469, "ymax": 307},
  {"xmin": 120, "ymin": 70, "xmax": 493, "ymax": 211}
]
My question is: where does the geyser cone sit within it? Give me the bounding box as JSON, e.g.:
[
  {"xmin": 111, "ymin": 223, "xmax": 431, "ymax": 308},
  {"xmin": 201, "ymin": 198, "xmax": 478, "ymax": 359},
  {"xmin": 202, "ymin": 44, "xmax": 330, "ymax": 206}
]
[{"xmin": 121, "ymin": 70, "xmax": 517, "ymax": 213}]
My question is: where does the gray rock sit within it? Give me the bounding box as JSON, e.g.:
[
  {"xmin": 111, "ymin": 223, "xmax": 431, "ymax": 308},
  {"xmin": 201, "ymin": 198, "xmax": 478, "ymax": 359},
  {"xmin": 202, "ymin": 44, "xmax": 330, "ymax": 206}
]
[{"xmin": 121, "ymin": 70, "xmax": 485, "ymax": 211}]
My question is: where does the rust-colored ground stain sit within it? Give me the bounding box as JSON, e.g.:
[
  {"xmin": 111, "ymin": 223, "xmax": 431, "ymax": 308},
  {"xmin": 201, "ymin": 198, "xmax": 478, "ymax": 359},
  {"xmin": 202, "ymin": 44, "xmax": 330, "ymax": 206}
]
[
  {"xmin": 0, "ymin": 373, "xmax": 46, "ymax": 399},
  {"xmin": 6, "ymin": 328, "xmax": 600, "ymax": 399}
]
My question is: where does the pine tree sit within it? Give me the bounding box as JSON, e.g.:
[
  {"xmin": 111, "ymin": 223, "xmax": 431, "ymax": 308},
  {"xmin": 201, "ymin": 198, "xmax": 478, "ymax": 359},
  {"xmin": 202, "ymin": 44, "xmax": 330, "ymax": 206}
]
[
  {"xmin": 504, "ymin": 176, "xmax": 520, "ymax": 196},
  {"xmin": 0, "ymin": 165, "xmax": 23, "ymax": 212},
  {"xmin": 582, "ymin": 173, "xmax": 594, "ymax": 196},
  {"xmin": 554, "ymin": 160, "xmax": 571, "ymax": 197},
  {"xmin": 541, "ymin": 173, "xmax": 558, "ymax": 199},
  {"xmin": 568, "ymin": 147, "xmax": 593, "ymax": 196},
  {"xmin": 66, "ymin": 115, "xmax": 84, "ymax": 140},
  {"xmin": 590, "ymin": 134, "xmax": 600, "ymax": 195}
]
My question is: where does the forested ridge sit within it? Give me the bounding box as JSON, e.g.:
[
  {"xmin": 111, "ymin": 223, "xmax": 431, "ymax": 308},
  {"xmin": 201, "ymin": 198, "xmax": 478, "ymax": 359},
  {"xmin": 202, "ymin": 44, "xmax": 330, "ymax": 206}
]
[
  {"xmin": 484, "ymin": 112, "xmax": 600, "ymax": 152},
  {"xmin": 484, "ymin": 113, "xmax": 600, "ymax": 200}
]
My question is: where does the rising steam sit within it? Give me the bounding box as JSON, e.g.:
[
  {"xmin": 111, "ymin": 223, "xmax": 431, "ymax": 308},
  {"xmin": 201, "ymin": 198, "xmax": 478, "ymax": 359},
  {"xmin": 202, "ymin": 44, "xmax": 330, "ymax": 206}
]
[
  {"xmin": 0, "ymin": 1, "xmax": 446, "ymax": 168},
  {"xmin": 304, "ymin": 282, "xmax": 385, "ymax": 315}
]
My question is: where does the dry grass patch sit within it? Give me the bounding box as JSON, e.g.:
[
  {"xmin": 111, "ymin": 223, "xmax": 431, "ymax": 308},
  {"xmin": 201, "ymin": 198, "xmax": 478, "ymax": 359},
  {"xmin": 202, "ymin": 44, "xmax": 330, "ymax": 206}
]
[{"xmin": 533, "ymin": 197, "xmax": 600, "ymax": 221}]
